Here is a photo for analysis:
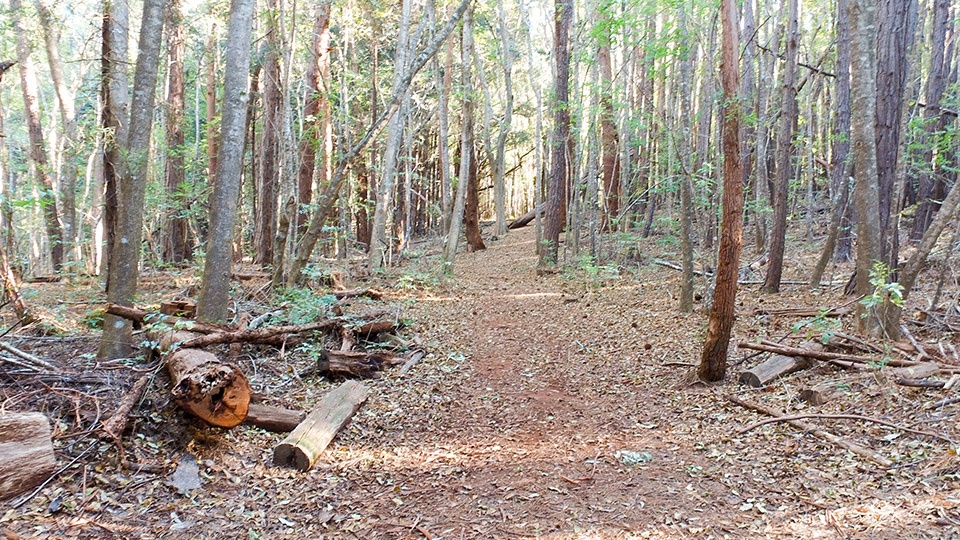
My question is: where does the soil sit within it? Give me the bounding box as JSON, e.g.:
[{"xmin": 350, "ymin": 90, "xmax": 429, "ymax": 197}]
[{"xmin": 2, "ymin": 226, "xmax": 959, "ymax": 539}]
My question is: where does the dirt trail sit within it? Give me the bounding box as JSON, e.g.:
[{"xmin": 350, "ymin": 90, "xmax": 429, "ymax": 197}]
[{"xmin": 331, "ymin": 228, "xmax": 770, "ymax": 538}]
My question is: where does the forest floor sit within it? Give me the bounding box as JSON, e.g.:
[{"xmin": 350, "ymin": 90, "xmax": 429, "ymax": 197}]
[{"xmin": 2, "ymin": 225, "xmax": 960, "ymax": 539}]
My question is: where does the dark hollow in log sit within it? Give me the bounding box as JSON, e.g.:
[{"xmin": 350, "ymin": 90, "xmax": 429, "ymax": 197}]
[
  {"xmin": 0, "ymin": 413, "xmax": 55, "ymax": 501},
  {"xmin": 274, "ymin": 380, "xmax": 370, "ymax": 471},
  {"xmin": 166, "ymin": 348, "xmax": 250, "ymax": 428}
]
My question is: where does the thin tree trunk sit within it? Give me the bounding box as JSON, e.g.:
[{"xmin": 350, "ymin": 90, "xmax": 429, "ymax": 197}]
[
  {"xmin": 763, "ymin": 0, "xmax": 799, "ymax": 293},
  {"xmin": 699, "ymin": 0, "xmax": 743, "ymax": 382},
  {"xmin": 368, "ymin": 0, "xmax": 415, "ymax": 270},
  {"xmin": 678, "ymin": 1, "xmax": 694, "ymax": 313},
  {"xmin": 100, "ymin": 0, "xmax": 129, "ymax": 280},
  {"xmin": 205, "ymin": 26, "xmax": 218, "ymax": 182},
  {"xmin": 162, "ymin": 0, "xmax": 192, "ymax": 264},
  {"xmin": 910, "ymin": 0, "xmax": 950, "ymax": 241},
  {"xmin": 254, "ymin": 0, "xmax": 282, "ymax": 266},
  {"xmin": 296, "ymin": 0, "xmax": 332, "ymax": 236},
  {"xmin": 11, "ymin": 0, "xmax": 64, "ymax": 273},
  {"xmin": 196, "ymin": 0, "xmax": 255, "ymax": 322},
  {"xmin": 492, "ymin": 0, "xmax": 513, "ymax": 237},
  {"xmin": 36, "ymin": 0, "xmax": 78, "ymax": 265},
  {"xmin": 442, "ymin": 5, "xmax": 475, "ymax": 269},
  {"xmin": 540, "ymin": 0, "xmax": 572, "ymax": 268}
]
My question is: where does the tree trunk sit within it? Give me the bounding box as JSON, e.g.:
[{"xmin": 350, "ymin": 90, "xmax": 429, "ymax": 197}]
[
  {"xmin": 254, "ymin": 0, "xmax": 282, "ymax": 266},
  {"xmin": 874, "ymin": 0, "xmax": 918, "ymax": 266},
  {"xmin": 762, "ymin": 0, "xmax": 799, "ymax": 294},
  {"xmin": 464, "ymin": 136, "xmax": 485, "ymax": 252},
  {"xmin": 492, "ymin": 0, "xmax": 513, "ymax": 237},
  {"xmin": 678, "ymin": 1, "xmax": 694, "ymax": 314},
  {"xmin": 368, "ymin": 0, "xmax": 414, "ymax": 271},
  {"xmin": 811, "ymin": 0, "xmax": 853, "ymax": 285},
  {"xmin": 196, "ymin": 0, "xmax": 255, "ymax": 323},
  {"xmin": 205, "ymin": 27, "xmax": 218, "ymax": 182},
  {"xmin": 849, "ymin": 0, "xmax": 889, "ymax": 337},
  {"xmin": 699, "ymin": 0, "xmax": 743, "ymax": 382},
  {"xmin": 97, "ymin": 0, "xmax": 166, "ymax": 360},
  {"xmin": 540, "ymin": 0, "xmax": 572, "ymax": 269},
  {"xmin": 100, "ymin": 0, "xmax": 129, "ymax": 280},
  {"xmin": 442, "ymin": 5, "xmax": 475, "ymax": 270},
  {"xmin": 11, "ymin": 0, "xmax": 64, "ymax": 273},
  {"xmin": 910, "ymin": 0, "xmax": 950, "ymax": 241},
  {"xmin": 296, "ymin": 1, "xmax": 333, "ymax": 236},
  {"xmin": 162, "ymin": 0, "xmax": 192, "ymax": 264},
  {"xmin": 36, "ymin": 0, "xmax": 78, "ymax": 265}
]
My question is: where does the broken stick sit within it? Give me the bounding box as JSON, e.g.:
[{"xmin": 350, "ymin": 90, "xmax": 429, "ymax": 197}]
[
  {"xmin": 726, "ymin": 395, "xmax": 893, "ymax": 468},
  {"xmin": 274, "ymin": 380, "xmax": 370, "ymax": 471}
]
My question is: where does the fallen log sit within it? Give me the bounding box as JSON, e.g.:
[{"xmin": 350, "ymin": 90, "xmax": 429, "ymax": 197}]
[
  {"xmin": 799, "ymin": 373, "xmax": 877, "ymax": 405},
  {"xmin": 316, "ymin": 349, "xmax": 400, "ymax": 378},
  {"xmin": 507, "ymin": 204, "xmax": 544, "ymax": 230},
  {"xmin": 179, "ymin": 320, "xmax": 340, "ymax": 348},
  {"xmin": 101, "ymin": 375, "xmax": 151, "ymax": 438},
  {"xmin": 891, "ymin": 362, "xmax": 939, "ymax": 380},
  {"xmin": 166, "ymin": 343, "xmax": 250, "ymax": 428},
  {"xmin": 245, "ymin": 404, "xmax": 306, "ymax": 433},
  {"xmin": 0, "ymin": 413, "xmax": 56, "ymax": 501},
  {"xmin": 274, "ymin": 380, "xmax": 370, "ymax": 471},
  {"xmin": 726, "ymin": 395, "xmax": 893, "ymax": 468},
  {"xmin": 739, "ymin": 354, "xmax": 812, "ymax": 387}
]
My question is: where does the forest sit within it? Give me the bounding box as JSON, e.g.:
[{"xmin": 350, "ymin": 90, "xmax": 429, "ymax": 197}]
[{"xmin": 1, "ymin": 0, "xmax": 960, "ymax": 537}]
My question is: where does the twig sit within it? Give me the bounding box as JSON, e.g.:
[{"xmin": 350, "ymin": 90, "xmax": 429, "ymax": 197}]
[
  {"xmin": 0, "ymin": 341, "xmax": 60, "ymax": 372},
  {"xmin": 398, "ymin": 350, "xmax": 426, "ymax": 378},
  {"xmin": 726, "ymin": 395, "xmax": 893, "ymax": 468},
  {"xmin": 930, "ymin": 396, "xmax": 960, "ymax": 410},
  {"xmin": 899, "ymin": 325, "xmax": 932, "ymax": 361},
  {"xmin": 736, "ymin": 412, "xmax": 954, "ymax": 444}
]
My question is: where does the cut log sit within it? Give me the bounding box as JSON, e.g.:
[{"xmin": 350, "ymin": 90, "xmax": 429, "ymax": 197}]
[
  {"xmin": 739, "ymin": 354, "xmax": 812, "ymax": 387},
  {"xmin": 274, "ymin": 380, "xmax": 370, "ymax": 471},
  {"xmin": 353, "ymin": 319, "xmax": 402, "ymax": 337},
  {"xmin": 0, "ymin": 413, "xmax": 55, "ymax": 501},
  {"xmin": 244, "ymin": 404, "xmax": 306, "ymax": 433},
  {"xmin": 166, "ymin": 347, "xmax": 250, "ymax": 428},
  {"xmin": 160, "ymin": 299, "xmax": 196, "ymax": 318}
]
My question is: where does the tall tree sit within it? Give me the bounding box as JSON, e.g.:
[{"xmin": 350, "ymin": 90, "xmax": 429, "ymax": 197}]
[
  {"xmin": 296, "ymin": 0, "xmax": 333, "ymax": 236},
  {"xmin": 368, "ymin": 0, "xmax": 415, "ymax": 270},
  {"xmin": 442, "ymin": 4, "xmax": 475, "ymax": 269},
  {"xmin": 11, "ymin": 0, "xmax": 65, "ymax": 273},
  {"xmin": 539, "ymin": 0, "xmax": 572, "ymax": 268},
  {"xmin": 196, "ymin": 0, "xmax": 255, "ymax": 322},
  {"xmin": 101, "ymin": 0, "xmax": 129, "ymax": 279},
  {"xmin": 849, "ymin": 0, "xmax": 890, "ymax": 337},
  {"xmin": 36, "ymin": 0, "xmax": 79, "ymax": 265},
  {"xmin": 492, "ymin": 0, "xmax": 514, "ymax": 237},
  {"xmin": 910, "ymin": 0, "xmax": 951, "ymax": 241},
  {"xmin": 762, "ymin": 0, "xmax": 799, "ymax": 293},
  {"xmin": 811, "ymin": 0, "xmax": 853, "ymax": 285},
  {"xmin": 162, "ymin": 0, "xmax": 192, "ymax": 264},
  {"xmin": 699, "ymin": 0, "xmax": 743, "ymax": 382},
  {"xmin": 678, "ymin": 0, "xmax": 695, "ymax": 313},
  {"xmin": 254, "ymin": 0, "xmax": 282, "ymax": 266},
  {"xmin": 98, "ymin": 0, "xmax": 167, "ymax": 359},
  {"xmin": 874, "ymin": 0, "xmax": 917, "ymax": 267}
]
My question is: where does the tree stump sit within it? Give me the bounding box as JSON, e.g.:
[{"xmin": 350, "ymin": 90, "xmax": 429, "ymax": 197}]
[{"xmin": 0, "ymin": 413, "xmax": 55, "ymax": 501}]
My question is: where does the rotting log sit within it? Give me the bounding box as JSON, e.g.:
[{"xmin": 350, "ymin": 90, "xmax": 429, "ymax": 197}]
[
  {"xmin": 799, "ymin": 374, "xmax": 877, "ymax": 405},
  {"xmin": 316, "ymin": 350, "xmax": 400, "ymax": 378},
  {"xmin": 891, "ymin": 362, "xmax": 939, "ymax": 380},
  {"xmin": 739, "ymin": 354, "xmax": 811, "ymax": 387},
  {"xmin": 162, "ymin": 331, "xmax": 250, "ymax": 428},
  {"xmin": 274, "ymin": 380, "xmax": 370, "ymax": 471},
  {"xmin": 0, "ymin": 413, "xmax": 55, "ymax": 501},
  {"xmin": 244, "ymin": 404, "xmax": 306, "ymax": 433}
]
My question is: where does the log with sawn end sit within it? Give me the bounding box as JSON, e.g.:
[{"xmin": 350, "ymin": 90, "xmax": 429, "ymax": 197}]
[
  {"xmin": 0, "ymin": 413, "xmax": 56, "ymax": 501},
  {"xmin": 244, "ymin": 404, "xmax": 306, "ymax": 432},
  {"xmin": 274, "ymin": 380, "xmax": 370, "ymax": 471}
]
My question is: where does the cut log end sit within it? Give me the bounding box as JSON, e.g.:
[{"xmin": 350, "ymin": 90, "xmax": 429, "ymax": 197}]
[
  {"xmin": 273, "ymin": 443, "xmax": 312, "ymax": 471},
  {"xmin": 0, "ymin": 413, "xmax": 56, "ymax": 501}
]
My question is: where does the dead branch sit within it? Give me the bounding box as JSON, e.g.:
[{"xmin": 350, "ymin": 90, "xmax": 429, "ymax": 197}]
[
  {"xmin": 101, "ymin": 375, "xmax": 151, "ymax": 439},
  {"xmin": 735, "ymin": 411, "xmax": 953, "ymax": 444},
  {"xmin": 726, "ymin": 395, "xmax": 893, "ymax": 468},
  {"xmin": 0, "ymin": 341, "xmax": 59, "ymax": 372},
  {"xmin": 738, "ymin": 340, "xmax": 918, "ymax": 368}
]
